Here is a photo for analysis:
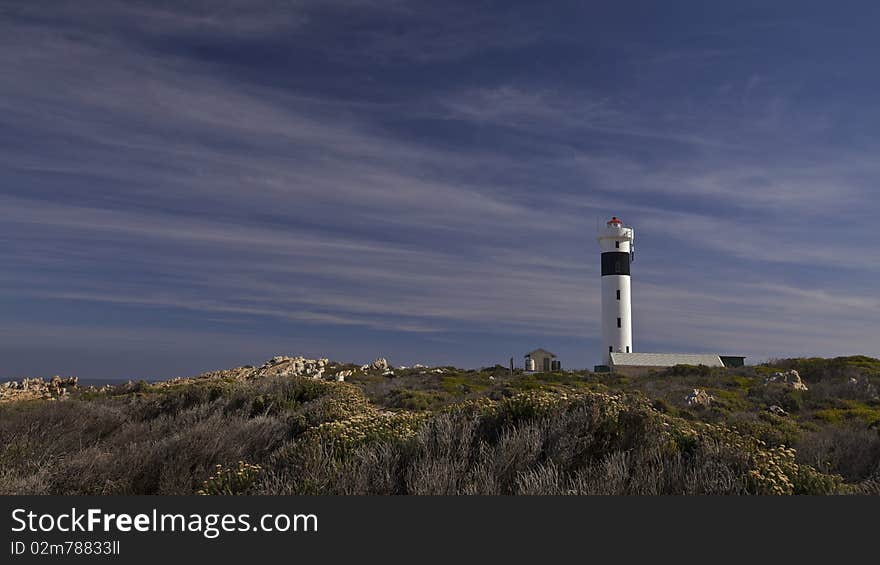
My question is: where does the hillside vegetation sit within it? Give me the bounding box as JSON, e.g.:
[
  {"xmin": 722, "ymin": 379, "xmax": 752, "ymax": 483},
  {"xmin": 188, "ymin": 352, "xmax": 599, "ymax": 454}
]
[{"xmin": 1, "ymin": 356, "xmax": 878, "ymax": 495}]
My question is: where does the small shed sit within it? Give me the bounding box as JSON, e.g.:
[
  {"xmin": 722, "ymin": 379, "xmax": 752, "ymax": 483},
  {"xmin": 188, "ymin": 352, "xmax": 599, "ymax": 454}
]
[{"xmin": 525, "ymin": 349, "xmax": 559, "ymax": 372}]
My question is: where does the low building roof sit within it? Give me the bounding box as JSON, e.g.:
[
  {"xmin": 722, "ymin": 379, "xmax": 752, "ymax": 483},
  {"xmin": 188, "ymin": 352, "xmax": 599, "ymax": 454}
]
[
  {"xmin": 526, "ymin": 348, "xmax": 556, "ymax": 357},
  {"xmin": 610, "ymin": 352, "xmax": 724, "ymax": 367}
]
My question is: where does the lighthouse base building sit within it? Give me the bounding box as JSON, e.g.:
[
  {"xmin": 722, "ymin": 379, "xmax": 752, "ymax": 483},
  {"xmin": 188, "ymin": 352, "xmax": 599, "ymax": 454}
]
[{"xmin": 602, "ymin": 352, "xmax": 746, "ymax": 376}]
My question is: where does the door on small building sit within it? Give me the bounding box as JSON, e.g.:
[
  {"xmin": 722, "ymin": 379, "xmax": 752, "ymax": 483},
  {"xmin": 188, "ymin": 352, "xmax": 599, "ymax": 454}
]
[{"xmin": 543, "ymin": 357, "xmax": 551, "ymax": 371}]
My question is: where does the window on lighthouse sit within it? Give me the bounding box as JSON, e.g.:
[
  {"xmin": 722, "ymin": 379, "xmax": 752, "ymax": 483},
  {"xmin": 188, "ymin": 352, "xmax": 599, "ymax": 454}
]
[
  {"xmin": 615, "ymin": 241, "xmax": 620, "ymax": 248},
  {"xmin": 609, "ymin": 346, "xmax": 612, "ymax": 353},
  {"xmin": 616, "ymin": 289, "xmax": 620, "ymax": 300}
]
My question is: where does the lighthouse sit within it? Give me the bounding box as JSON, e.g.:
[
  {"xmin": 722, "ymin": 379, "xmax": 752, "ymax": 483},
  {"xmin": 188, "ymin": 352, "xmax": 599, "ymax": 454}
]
[{"xmin": 597, "ymin": 216, "xmax": 634, "ymax": 364}]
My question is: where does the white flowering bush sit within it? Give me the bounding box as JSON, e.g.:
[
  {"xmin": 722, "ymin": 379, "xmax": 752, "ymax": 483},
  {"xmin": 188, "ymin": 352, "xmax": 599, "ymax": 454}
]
[{"xmin": 310, "ymin": 410, "xmax": 430, "ymax": 453}]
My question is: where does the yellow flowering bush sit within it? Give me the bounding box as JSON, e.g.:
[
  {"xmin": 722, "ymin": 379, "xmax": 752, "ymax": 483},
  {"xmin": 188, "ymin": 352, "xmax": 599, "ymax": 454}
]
[
  {"xmin": 660, "ymin": 418, "xmax": 846, "ymax": 495},
  {"xmin": 467, "ymin": 390, "xmax": 635, "ymax": 433},
  {"xmin": 197, "ymin": 461, "xmax": 262, "ymax": 495}
]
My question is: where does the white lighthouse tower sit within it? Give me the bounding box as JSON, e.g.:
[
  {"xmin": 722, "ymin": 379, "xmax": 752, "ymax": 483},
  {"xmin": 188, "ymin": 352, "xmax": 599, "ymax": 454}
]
[{"xmin": 597, "ymin": 216, "xmax": 634, "ymax": 364}]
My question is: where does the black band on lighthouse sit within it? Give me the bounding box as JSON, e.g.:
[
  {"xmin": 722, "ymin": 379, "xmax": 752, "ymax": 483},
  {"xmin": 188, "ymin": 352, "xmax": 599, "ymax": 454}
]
[{"xmin": 601, "ymin": 252, "xmax": 630, "ymax": 276}]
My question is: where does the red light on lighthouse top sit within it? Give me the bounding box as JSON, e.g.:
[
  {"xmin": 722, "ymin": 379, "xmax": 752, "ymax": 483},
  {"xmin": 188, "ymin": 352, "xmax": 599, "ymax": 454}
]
[{"xmin": 607, "ymin": 217, "xmax": 623, "ymax": 226}]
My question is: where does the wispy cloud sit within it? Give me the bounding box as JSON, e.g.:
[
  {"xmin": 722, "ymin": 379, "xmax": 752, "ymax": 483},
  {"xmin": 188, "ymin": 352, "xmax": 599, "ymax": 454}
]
[
  {"xmin": 438, "ymin": 86, "xmax": 729, "ymax": 147},
  {"xmin": 1, "ymin": 2, "xmax": 879, "ymax": 378}
]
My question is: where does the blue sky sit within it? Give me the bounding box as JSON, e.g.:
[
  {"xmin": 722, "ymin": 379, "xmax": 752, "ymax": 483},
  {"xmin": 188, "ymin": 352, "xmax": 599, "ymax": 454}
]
[{"xmin": 2, "ymin": 1, "xmax": 879, "ymax": 379}]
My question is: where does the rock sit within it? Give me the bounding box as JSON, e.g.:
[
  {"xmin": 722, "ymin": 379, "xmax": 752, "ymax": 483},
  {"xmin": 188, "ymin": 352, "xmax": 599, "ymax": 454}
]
[
  {"xmin": 0, "ymin": 375, "xmax": 79, "ymax": 403},
  {"xmin": 845, "ymin": 376, "xmax": 879, "ymax": 400},
  {"xmin": 382, "ymin": 370, "xmax": 394, "ymax": 377},
  {"xmin": 685, "ymin": 388, "xmax": 714, "ymax": 407},
  {"xmin": 765, "ymin": 369, "xmax": 809, "ymax": 391},
  {"xmin": 769, "ymin": 405, "xmax": 788, "ymax": 416},
  {"xmin": 253, "ymin": 356, "xmax": 334, "ymax": 381},
  {"xmin": 360, "ymin": 358, "xmax": 391, "ymax": 371}
]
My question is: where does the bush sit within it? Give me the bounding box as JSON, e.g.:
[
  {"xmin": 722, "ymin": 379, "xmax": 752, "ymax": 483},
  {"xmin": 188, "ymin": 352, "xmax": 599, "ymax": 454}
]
[
  {"xmin": 796, "ymin": 426, "xmax": 880, "ymax": 481},
  {"xmin": 254, "ymin": 390, "xmax": 845, "ymax": 495},
  {"xmin": 198, "ymin": 461, "xmax": 263, "ymax": 495},
  {"xmin": 727, "ymin": 412, "xmax": 802, "ymax": 448},
  {"xmin": 0, "ymin": 361, "xmax": 870, "ymax": 495}
]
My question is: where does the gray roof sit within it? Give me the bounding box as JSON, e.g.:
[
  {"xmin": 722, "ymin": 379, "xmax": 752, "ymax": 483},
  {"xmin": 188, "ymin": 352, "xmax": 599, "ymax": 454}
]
[
  {"xmin": 526, "ymin": 348, "xmax": 556, "ymax": 357},
  {"xmin": 609, "ymin": 352, "xmax": 724, "ymax": 367}
]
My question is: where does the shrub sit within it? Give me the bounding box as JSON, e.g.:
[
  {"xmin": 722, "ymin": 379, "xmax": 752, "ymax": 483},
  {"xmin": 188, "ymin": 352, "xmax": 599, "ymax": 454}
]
[
  {"xmin": 796, "ymin": 426, "xmax": 880, "ymax": 481},
  {"xmin": 727, "ymin": 412, "xmax": 802, "ymax": 448},
  {"xmin": 254, "ymin": 389, "xmax": 846, "ymax": 495},
  {"xmin": 1, "ymin": 360, "xmax": 869, "ymax": 496},
  {"xmin": 198, "ymin": 461, "xmax": 263, "ymax": 495}
]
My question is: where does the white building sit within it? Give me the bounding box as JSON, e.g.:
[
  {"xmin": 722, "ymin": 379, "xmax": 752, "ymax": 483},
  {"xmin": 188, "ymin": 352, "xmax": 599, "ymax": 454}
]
[
  {"xmin": 524, "ymin": 349, "xmax": 560, "ymax": 372},
  {"xmin": 597, "ymin": 216, "xmax": 634, "ymax": 364}
]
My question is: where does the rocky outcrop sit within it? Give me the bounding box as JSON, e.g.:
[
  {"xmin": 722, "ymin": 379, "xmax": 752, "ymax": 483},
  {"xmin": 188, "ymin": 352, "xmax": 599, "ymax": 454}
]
[
  {"xmin": 0, "ymin": 376, "xmax": 79, "ymax": 402},
  {"xmin": 152, "ymin": 355, "xmax": 347, "ymax": 389},
  {"xmin": 254, "ymin": 356, "xmax": 328, "ymax": 379},
  {"xmin": 769, "ymin": 405, "xmax": 788, "ymax": 417},
  {"xmin": 334, "ymin": 370, "xmax": 353, "ymax": 382},
  {"xmin": 765, "ymin": 370, "xmax": 809, "ymax": 391},
  {"xmin": 685, "ymin": 388, "xmax": 714, "ymax": 407},
  {"xmin": 362, "ymin": 358, "xmax": 390, "ymax": 372}
]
